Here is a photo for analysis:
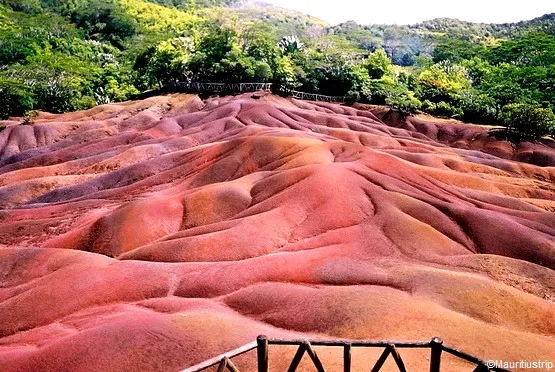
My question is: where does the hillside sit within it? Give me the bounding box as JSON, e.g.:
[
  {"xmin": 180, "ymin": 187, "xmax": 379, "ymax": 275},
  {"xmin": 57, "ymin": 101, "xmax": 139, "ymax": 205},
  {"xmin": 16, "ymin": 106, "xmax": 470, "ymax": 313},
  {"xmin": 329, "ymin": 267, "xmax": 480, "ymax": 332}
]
[
  {"xmin": 226, "ymin": 1, "xmax": 329, "ymax": 37},
  {"xmin": 1, "ymin": 0, "xmax": 555, "ymax": 142},
  {"xmin": 329, "ymin": 13, "xmax": 555, "ymax": 65},
  {"xmin": 1, "ymin": 2, "xmax": 554, "ymax": 370},
  {"xmin": 0, "ymin": 93, "xmax": 554, "ymax": 371}
]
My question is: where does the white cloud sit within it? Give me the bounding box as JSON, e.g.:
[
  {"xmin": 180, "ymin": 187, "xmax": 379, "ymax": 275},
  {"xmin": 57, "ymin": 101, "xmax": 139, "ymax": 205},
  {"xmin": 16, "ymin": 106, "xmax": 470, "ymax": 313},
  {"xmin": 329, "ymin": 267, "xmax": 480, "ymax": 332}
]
[{"xmin": 262, "ymin": 0, "xmax": 555, "ymax": 25}]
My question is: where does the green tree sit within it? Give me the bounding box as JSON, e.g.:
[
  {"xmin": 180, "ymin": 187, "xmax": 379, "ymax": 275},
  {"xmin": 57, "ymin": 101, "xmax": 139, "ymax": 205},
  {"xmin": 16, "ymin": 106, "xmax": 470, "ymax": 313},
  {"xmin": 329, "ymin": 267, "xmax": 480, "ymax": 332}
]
[
  {"xmin": 500, "ymin": 103, "xmax": 555, "ymax": 141},
  {"xmin": 385, "ymin": 88, "xmax": 422, "ymax": 115},
  {"xmin": 488, "ymin": 31, "xmax": 555, "ymax": 67},
  {"xmin": 457, "ymin": 89, "xmax": 498, "ymax": 123},
  {"xmin": 272, "ymin": 55, "xmax": 298, "ymax": 91},
  {"xmin": 9, "ymin": 49, "xmax": 99, "ymax": 113},
  {"xmin": 71, "ymin": 0, "xmax": 137, "ymax": 47},
  {"xmin": 362, "ymin": 49, "xmax": 392, "ymax": 79},
  {"xmin": 415, "ymin": 61, "xmax": 471, "ymax": 104},
  {"xmin": 134, "ymin": 37, "xmax": 195, "ymax": 87},
  {"xmin": 277, "ymin": 35, "xmax": 304, "ymax": 55},
  {"xmin": 432, "ymin": 38, "xmax": 487, "ymax": 63},
  {"xmin": 1, "ymin": 0, "xmax": 41, "ymax": 13},
  {"xmin": 0, "ymin": 77, "xmax": 35, "ymax": 119}
]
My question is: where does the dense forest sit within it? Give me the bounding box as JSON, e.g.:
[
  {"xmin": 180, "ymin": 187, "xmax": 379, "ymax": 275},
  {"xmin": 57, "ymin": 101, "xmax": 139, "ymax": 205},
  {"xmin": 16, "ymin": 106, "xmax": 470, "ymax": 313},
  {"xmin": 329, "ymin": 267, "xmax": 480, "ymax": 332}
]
[{"xmin": 1, "ymin": 0, "xmax": 554, "ymax": 140}]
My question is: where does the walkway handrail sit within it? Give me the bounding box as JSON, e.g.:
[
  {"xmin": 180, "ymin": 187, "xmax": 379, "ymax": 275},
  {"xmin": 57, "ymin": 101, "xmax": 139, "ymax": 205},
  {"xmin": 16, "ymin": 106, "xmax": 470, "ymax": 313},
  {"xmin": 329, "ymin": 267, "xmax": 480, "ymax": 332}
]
[
  {"xmin": 166, "ymin": 82, "xmax": 273, "ymax": 93},
  {"xmin": 179, "ymin": 335, "xmax": 512, "ymax": 372},
  {"xmin": 284, "ymin": 89, "xmax": 346, "ymax": 103},
  {"xmin": 180, "ymin": 341, "xmax": 257, "ymax": 372},
  {"xmin": 164, "ymin": 82, "xmax": 346, "ymax": 103}
]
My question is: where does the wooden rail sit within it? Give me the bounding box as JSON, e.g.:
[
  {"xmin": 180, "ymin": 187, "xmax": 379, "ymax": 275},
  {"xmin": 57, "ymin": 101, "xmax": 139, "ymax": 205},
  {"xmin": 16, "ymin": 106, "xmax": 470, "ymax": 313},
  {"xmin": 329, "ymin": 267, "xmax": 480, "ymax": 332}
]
[
  {"xmin": 167, "ymin": 82, "xmax": 273, "ymax": 93},
  {"xmin": 164, "ymin": 82, "xmax": 346, "ymax": 103},
  {"xmin": 179, "ymin": 335, "xmax": 512, "ymax": 372},
  {"xmin": 180, "ymin": 341, "xmax": 257, "ymax": 372},
  {"xmin": 285, "ymin": 89, "xmax": 346, "ymax": 103}
]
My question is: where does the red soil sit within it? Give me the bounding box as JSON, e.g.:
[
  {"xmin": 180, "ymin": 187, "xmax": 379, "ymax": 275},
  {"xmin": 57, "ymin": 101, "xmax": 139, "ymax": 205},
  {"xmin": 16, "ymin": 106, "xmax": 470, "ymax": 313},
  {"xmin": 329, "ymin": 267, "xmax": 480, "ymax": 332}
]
[{"xmin": 0, "ymin": 93, "xmax": 553, "ymax": 371}]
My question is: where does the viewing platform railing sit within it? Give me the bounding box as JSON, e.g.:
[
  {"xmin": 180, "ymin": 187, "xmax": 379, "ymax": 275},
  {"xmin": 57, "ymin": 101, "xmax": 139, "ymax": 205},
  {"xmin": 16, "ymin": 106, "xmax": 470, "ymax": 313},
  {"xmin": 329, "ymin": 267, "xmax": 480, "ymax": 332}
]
[
  {"xmin": 179, "ymin": 335, "xmax": 511, "ymax": 372},
  {"xmin": 166, "ymin": 82, "xmax": 273, "ymax": 93},
  {"xmin": 164, "ymin": 82, "xmax": 346, "ymax": 103},
  {"xmin": 284, "ymin": 89, "xmax": 346, "ymax": 103}
]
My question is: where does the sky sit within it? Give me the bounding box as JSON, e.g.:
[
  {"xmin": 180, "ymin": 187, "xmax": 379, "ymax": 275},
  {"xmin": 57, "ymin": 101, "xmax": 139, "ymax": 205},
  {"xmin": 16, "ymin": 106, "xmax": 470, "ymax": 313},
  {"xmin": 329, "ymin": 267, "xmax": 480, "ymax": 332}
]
[{"xmin": 263, "ymin": 0, "xmax": 555, "ymax": 25}]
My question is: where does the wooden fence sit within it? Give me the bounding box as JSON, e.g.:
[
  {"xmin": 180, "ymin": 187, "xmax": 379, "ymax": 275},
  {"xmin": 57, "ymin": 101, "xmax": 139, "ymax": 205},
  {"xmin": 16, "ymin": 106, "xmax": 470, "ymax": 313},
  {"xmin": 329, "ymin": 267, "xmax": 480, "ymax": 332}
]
[
  {"xmin": 167, "ymin": 82, "xmax": 273, "ymax": 93},
  {"xmin": 179, "ymin": 335, "xmax": 511, "ymax": 372},
  {"xmin": 285, "ymin": 90, "xmax": 346, "ymax": 103},
  {"xmin": 164, "ymin": 82, "xmax": 346, "ymax": 103}
]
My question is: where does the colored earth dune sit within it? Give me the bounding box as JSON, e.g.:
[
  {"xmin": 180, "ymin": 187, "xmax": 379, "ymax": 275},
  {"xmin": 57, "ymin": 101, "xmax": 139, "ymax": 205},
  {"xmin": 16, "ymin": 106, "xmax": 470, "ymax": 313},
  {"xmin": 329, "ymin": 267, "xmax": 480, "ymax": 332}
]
[{"xmin": 0, "ymin": 93, "xmax": 554, "ymax": 371}]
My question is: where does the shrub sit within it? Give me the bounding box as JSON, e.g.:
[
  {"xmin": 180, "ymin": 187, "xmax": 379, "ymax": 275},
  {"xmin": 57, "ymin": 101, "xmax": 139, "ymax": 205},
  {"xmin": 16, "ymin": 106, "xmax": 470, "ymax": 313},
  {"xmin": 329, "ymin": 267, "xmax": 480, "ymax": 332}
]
[
  {"xmin": 385, "ymin": 89, "xmax": 422, "ymax": 115},
  {"xmin": 366, "ymin": 77, "xmax": 397, "ymax": 105},
  {"xmin": 0, "ymin": 78, "xmax": 35, "ymax": 119},
  {"xmin": 457, "ymin": 89, "xmax": 498, "ymax": 124},
  {"xmin": 421, "ymin": 99, "xmax": 436, "ymax": 113},
  {"xmin": 22, "ymin": 110, "xmax": 39, "ymax": 125},
  {"xmin": 363, "ymin": 49, "xmax": 392, "ymax": 80},
  {"xmin": 415, "ymin": 61, "xmax": 471, "ymax": 104},
  {"xmin": 499, "ymin": 103, "xmax": 555, "ymax": 141},
  {"xmin": 344, "ymin": 90, "xmax": 361, "ymax": 105},
  {"xmin": 421, "ymin": 100, "xmax": 463, "ymax": 118}
]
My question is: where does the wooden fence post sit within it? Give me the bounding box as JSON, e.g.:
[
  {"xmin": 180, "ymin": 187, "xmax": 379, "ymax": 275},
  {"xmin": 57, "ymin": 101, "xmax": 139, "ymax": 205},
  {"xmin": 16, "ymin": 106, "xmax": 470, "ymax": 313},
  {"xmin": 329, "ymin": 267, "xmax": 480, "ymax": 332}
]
[
  {"xmin": 343, "ymin": 344, "xmax": 351, "ymax": 372},
  {"xmin": 257, "ymin": 335, "xmax": 269, "ymax": 372},
  {"xmin": 430, "ymin": 337, "xmax": 443, "ymax": 372}
]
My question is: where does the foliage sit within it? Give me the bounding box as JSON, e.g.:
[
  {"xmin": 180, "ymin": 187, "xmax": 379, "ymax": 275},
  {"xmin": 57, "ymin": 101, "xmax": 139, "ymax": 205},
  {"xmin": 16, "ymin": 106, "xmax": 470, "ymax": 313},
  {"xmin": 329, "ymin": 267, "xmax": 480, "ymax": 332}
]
[
  {"xmin": 432, "ymin": 38, "xmax": 487, "ymax": 63},
  {"xmin": 430, "ymin": 101, "xmax": 463, "ymax": 118},
  {"xmin": 22, "ymin": 110, "xmax": 39, "ymax": 125},
  {"xmin": 0, "ymin": 78, "xmax": 35, "ymax": 119},
  {"xmin": 1, "ymin": 0, "xmax": 41, "ymax": 13},
  {"xmin": 134, "ymin": 23, "xmax": 297, "ymax": 87},
  {"xmin": 118, "ymin": 0, "xmax": 202, "ymax": 34},
  {"xmin": 277, "ymin": 35, "xmax": 304, "ymax": 54},
  {"xmin": 272, "ymin": 56, "xmax": 298, "ymax": 90},
  {"xmin": 415, "ymin": 61, "xmax": 471, "ymax": 103},
  {"xmin": 225, "ymin": 3, "xmax": 328, "ymax": 38},
  {"xmin": 143, "ymin": 0, "xmax": 239, "ymax": 9},
  {"xmin": 329, "ymin": 13, "xmax": 555, "ymax": 65},
  {"xmin": 134, "ymin": 36, "xmax": 195, "ymax": 87},
  {"xmin": 456, "ymin": 89, "xmax": 498, "ymax": 123},
  {"xmin": 71, "ymin": 0, "xmax": 137, "ymax": 47},
  {"xmin": 385, "ymin": 88, "xmax": 422, "ymax": 115},
  {"xmin": 499, "ymin": 104, "xmax": 555, "ymax": 140},
  {"xmin": 488, "ymin": 31, "xmax": 555, "ymax": 66},
  {"xmin": 363, "ymin": 49, "xmax": 392, "ymax": 79},
  {"xmin": 0, "ymin": 0, "xmax": 554, "ymax": 143}
]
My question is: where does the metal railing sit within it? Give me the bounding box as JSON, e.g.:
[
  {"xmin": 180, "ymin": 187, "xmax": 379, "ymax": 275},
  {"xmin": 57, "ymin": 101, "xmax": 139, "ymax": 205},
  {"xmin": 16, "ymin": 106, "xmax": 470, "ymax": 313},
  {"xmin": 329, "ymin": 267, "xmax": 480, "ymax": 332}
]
[{"xmin": 180, "ymin": 335, "xmax": 511, "ymax": 372}]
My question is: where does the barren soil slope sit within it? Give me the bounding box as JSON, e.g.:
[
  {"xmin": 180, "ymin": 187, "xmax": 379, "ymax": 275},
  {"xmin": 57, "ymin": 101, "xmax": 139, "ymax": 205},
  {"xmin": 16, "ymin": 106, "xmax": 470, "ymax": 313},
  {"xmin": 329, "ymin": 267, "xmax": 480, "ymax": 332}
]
[{"xmin": 0, "ymin": 94, "xmax": 554, "ymax": 371}]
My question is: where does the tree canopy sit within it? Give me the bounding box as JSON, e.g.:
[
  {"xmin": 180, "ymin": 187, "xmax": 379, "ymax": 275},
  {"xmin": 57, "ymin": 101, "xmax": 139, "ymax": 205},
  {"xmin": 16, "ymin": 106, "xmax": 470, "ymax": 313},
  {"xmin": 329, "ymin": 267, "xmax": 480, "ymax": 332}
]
[{"xmin": 0, "ymin": 0, "xmax": 553, "ymax": 142}]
